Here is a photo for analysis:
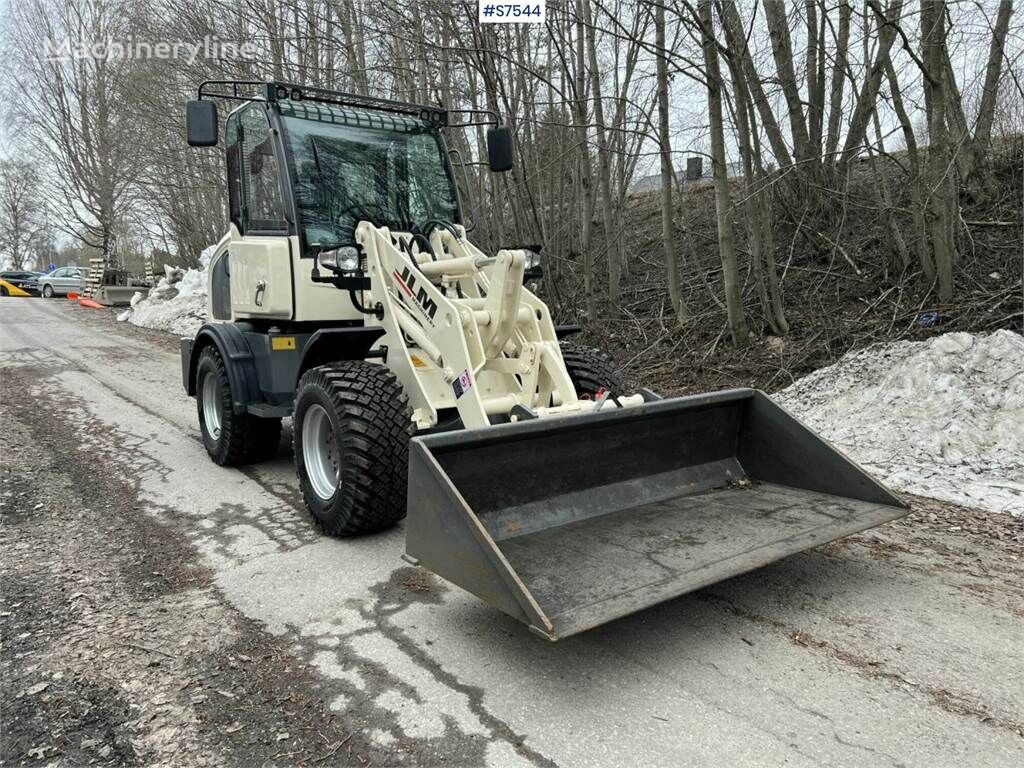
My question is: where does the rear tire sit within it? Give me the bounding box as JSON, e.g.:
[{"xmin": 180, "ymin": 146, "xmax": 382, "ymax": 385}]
[
  {"xmin": 559, "ymin": 342, "xmax": 627, "ymax": 398},
  {"xmin": 293, "ymin": 362, "xmax": 413, "ymax": 536},
  {"xmin": 196, "ymin": 345, "xmax": 282, "ymax": 465},
  {"xmin": 0, "ymin": 285, "xmax": 8, "ymax": 296},
  {"xmin": 42, "ymin": 284, "xmax": 54, "ymax": 298}
]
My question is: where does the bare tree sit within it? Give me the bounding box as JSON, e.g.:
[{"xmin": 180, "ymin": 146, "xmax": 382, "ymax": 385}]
[
  {"xmin": 963, "ymin": 0, "xmax": 1015, "ymax": 198},
  {"xmin": 698, "ymin": 0, "xmax": 747, "ymax": 344},
  {"xmin": 836, "ymin": 0, "xmax": 904, "ymax": 178},
  {"xmin": 7, "ymin": 0, "xmax": 143, "ymax": 259},
  {"xmin": 0, "ymin": 158, "xmax": 43, "ymax": 270},
  {"xmin": 824, "ymin": 0, "xmax": 852, "ymax": 163},
  {"xmin": 0, "ymin": 0, "xmax": 1016, "ymax": 336},
  {"xmin": 885, "ymin": 57, "xmax": 934, "ymax": 281},
  {"xmin": 719, "ymin": 1, "xmax": 787, "ymax": 335},
  {"xmin": 920, "ymin": 0, "xmax": 957, "ymax": 301},
  {"xmin": 654, "ymin": 2, "xmax": 685, "ymax": 322},
  {"xmin": 763, "ymin": 1, "xmax": 816, "ymax": 184}
]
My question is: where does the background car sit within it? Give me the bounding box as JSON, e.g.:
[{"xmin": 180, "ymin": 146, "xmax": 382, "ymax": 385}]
[
  {"xmin": 0, "ymin": 270, "xmax": 43, "ymax": 295},
  {"xmin": 31, "ymin": 267, "xmax": 87, "ymax": 298}
]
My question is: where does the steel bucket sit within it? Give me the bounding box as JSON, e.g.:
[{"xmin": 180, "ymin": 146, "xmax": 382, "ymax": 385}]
[{"xmin": 404, "ymin": 389, "xmax": 907, "ymax": 640}]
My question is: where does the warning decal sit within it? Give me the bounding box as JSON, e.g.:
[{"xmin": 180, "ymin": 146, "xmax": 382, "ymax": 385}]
[{"xmin": 452, "ymin": 369, "xmax": 473, "ymax": 399}]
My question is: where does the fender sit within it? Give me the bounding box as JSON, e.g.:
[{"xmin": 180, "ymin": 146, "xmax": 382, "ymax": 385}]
[
  {"xmin": 296, "ymin": 326, "xmax": 387, "ymax": 383},
  {"xmin": 182, "ymin": 323, "xmax": 262, "ymax": 413}
]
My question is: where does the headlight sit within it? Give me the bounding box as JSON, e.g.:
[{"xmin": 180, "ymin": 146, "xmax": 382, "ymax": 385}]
[
  {"xmin": 523, "ymin": 249, "xmax": 541, "ymax": 270},
  {"xmin": 336, "ymin": 247, "xmax": 360, "ymax": 271},
  {"xmin": 321, "ymin": 246, "xmax": 360, "ymax": 272}
]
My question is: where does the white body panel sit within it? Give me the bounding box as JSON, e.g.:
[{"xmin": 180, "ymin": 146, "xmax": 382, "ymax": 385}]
[
  {"xmin": 290, "ymin": 250, "xmax": 362, "ymax": 322},
  {"xmin": 207, "ymin": 222, "xmax": 643, "ymax": 428},
  {"xmin": 229, "ymin": 237, "xmax": 293, "ymax": 318},
  {"xmin": 207, "ymin": 228, "xmax": 362, "ymax": 323}
]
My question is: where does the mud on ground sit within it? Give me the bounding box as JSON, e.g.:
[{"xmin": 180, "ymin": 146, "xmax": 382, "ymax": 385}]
[{"xmin": 0, "ymin": 375, "xmax": 380, "ymax": 767}]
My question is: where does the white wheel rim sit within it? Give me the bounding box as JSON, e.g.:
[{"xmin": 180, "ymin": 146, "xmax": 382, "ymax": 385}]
[
  {"xmin": 201, "ymin": 373, "xmax": 222, "ymax": 440},
  {"xmin": 303, "ymin": 404, "xmax": 340, "ymax": 500}
]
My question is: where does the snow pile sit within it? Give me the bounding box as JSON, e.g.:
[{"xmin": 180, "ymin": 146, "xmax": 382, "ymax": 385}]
[
  {"xmin": 776, "ymin": 330, "xmax": 1024, "ymax": 515},
  {"xmin": 119, "ymin": 246, "xmax": 214, "ymax": 337}
]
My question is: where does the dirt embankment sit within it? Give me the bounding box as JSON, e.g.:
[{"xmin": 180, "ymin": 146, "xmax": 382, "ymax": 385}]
[{"xmin": 546, "ymin": 142, "xmax": 1023, "ymax": 396}]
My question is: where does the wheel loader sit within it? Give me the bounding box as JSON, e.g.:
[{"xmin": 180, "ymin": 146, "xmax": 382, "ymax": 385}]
[{"xmin": 181, "ymin": 81, "xmax": 908, "ymax": 640}]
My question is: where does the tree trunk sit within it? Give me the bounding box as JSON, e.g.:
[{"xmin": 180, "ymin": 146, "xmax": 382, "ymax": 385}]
[
  {"xmin": 869, "ymin": 107, "xmax": 910, "ymax": 270},
  {"xmin": 825, "ymin": 1, "xmax": 852, "ymax": 163},
  {"xmin": 885, "ymin": 57, "xmax": 934, "ymax": 281},
  {"xmin": 582, "ymin": 0, "xmax": 621, "ymax": 316},
  {"xmin": 837, "ymin": 1, "xmax": 904, "ymax": 176},
  {"xmin": 655, "ymin": 2, "xmax": 685, "ymax": 322},
  {"xmin": 805, "ymin": 1, "xmax": 827, "ymax": 162},
  {"xmin": 574, "ymin": 0, "xmax": 597, "ymax": 322},
  {"xmin": 718, "ymin": 2, "xmax": 794, "ymax": 171},
  {"xmin": 699, "ymin": 0, "xmax": 748, "ymax": 344},
  {"xmin": 720, "ymin": 1, "xmax": 787, "ymax": 335},
  {"xmin": 763, "ymin": 1, "xmax": 814, "ymax": 179},
  {"xmin": 966, "ymin": 0, "xmax": 1014, "ymax": 197},
  {"xmin": 920, "ymin": 0, "xmax": 956, "ymax": 301}
]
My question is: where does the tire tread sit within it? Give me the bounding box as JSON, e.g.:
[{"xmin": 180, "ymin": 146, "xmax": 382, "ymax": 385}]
[
  {"xmin": 197, "ymin": 346, "xmax": 281, "ymax": 466},
  {"xmin": 559, "ymin": 341, "xmax": 627, "ymax": 396},
  {"xmin": 294, "ymin": 362, "xmax": 413, "ymax": 536}
]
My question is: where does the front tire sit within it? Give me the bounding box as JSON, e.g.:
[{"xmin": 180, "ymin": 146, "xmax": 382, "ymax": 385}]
[
  {"xmin": 293, "ymin": 362, "xmax": 413, "ymax": 536},
  {"xmin": 196, "ymin": 346, "xmax": 281, "ymax": 465},
  {"xmin": 42, "ymin": 284, "xmax": 54, "ymax": 298},
  {"xmin": 560, "ymin": 341, "xmax": 627, "ymax": 397}
]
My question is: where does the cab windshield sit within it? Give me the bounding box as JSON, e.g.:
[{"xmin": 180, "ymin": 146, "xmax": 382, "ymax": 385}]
[{"xmin": 279, "ymin": 101, "xmax": 459, "ymax": 250}]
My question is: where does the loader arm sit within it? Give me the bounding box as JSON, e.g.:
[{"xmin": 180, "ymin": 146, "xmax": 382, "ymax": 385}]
[{"xmin": 356, "ymin": 221, "xmax": 642, "ymax": 430}]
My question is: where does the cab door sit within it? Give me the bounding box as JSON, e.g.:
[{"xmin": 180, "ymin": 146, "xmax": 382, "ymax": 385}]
[{"xmin": 226, "ymin": 104, "xmax": 294, "ymax": 320}]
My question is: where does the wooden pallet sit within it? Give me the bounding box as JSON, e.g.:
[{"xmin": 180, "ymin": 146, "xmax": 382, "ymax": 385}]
[{"xmin": 82, "ymin": 257, "xmax": 107, "ymax": 299}]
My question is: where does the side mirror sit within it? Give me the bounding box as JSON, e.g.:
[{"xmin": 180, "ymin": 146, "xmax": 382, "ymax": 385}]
[
  {"xmin": 186, "ymin": 100, "xmax": 219, "ymax": 147},
  {"xmin": 486, "ymin": 126, "xmax": 514, "ymax": 172}
]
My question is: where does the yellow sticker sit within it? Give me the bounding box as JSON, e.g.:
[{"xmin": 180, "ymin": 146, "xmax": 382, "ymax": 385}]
[
  {"xmin": 410, "ymin": 354, "xmax": 427, "ymax": 368},
  {"xmin": 271, "ymin": 336, "xmax": 297, "ymax": 351}
]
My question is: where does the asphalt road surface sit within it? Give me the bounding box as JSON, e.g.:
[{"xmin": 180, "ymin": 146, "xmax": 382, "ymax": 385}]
[{"xmin": 2, "ymin": 296, "xmax": 1022, "ymax": 766}]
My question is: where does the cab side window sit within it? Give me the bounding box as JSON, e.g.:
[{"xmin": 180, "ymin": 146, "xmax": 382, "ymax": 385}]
[
  {"xmin": 225, "ymin": 113, "xmax": 243, "ymax": 231},
  {"xmin": 238, "ymin": 106, "xmax": 287, "ymax": 233},
  {"xmin": 210, "ymin": 250, "xmax": 231, "ymax": 320}
]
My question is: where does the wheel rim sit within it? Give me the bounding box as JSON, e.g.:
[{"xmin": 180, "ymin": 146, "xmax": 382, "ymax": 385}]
[
  {"xmin": 201, "ymin": 373, "xmax": 222, "ymax": 440},
  {"xmin": 43, "ymin": 285, "xmax": 52, "ymax": 297},
  {"xmin": 302, "ymin": 404, "xmax": 340, "ymax": 501}
]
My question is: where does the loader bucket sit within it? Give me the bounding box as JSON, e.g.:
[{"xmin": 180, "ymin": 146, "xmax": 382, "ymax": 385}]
[{"xmin": 405, "ymin": 388, "xmax": 907, "ymax": 640}]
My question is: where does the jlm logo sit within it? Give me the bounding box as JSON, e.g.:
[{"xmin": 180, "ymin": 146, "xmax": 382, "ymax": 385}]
[{"xmin": 393, "ymin": 267, "xmax": 438, "ymax": 323}]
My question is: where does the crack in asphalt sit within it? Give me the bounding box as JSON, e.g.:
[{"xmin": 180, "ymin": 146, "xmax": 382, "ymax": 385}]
[
  {"xmin": 696, "ymin": 592, "xmax": 1024, "ymax": 738},
  {"xmin": 360, "ymin": 567, "xmax": 560, "ymax": 768},
  {"xmin": 833, "ymin": 732, "xmax": 906, "ymax": 767},
  {"xmin": 1, "ymin": 379, "xmax": 382, "ymax": 765}
]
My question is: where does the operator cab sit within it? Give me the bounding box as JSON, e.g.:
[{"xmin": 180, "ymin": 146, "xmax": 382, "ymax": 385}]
[
  {"xmin": 281, "ymin": 100, "xmax": 460, "ymax": 260},
  {"xmin": 185, "ymin": 82, "xmax": 513, "ymax": 325}
]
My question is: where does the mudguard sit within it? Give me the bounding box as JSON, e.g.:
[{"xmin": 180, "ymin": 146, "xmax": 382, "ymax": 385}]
[{"xmin": 182, "ymin": 323, "xmax": 262, "ymax": 413}]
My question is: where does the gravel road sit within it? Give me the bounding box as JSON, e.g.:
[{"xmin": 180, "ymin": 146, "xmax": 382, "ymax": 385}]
[{"xmin": 2, "ymin": 296, "xmax": 1022, "ymax": 767}]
